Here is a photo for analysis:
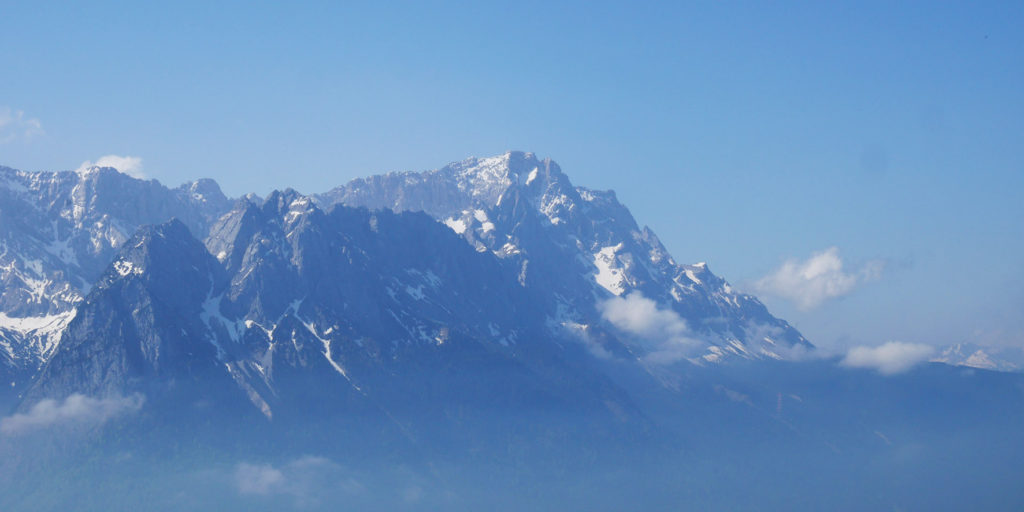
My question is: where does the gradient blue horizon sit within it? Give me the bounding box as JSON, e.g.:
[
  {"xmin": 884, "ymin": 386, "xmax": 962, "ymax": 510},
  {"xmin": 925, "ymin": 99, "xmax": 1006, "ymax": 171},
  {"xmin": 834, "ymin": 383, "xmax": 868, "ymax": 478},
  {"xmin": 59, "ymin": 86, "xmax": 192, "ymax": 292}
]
[{"xmin": 1, "ymin": 1, "xmax": 1022, "ymax": 352}]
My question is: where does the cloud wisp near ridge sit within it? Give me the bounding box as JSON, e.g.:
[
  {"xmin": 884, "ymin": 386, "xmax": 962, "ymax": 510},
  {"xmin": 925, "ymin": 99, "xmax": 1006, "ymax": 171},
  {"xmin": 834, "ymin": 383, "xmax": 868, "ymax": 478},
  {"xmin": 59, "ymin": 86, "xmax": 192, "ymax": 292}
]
[
  {"xmin": 754, "ymin": 247, "xmax": 883, "ymax": 310},
  {"xmin": 76, "ymin": 155, "xmax": 146, "ymax": 179}
]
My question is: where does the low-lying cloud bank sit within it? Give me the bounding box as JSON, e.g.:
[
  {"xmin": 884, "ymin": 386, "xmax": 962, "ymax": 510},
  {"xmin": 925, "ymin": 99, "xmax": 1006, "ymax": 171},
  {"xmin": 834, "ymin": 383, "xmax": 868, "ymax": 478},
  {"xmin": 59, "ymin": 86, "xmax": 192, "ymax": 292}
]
[
  {"xmin": 841, "ymin": 341, "xmax": 935, "ymax": 375},
  {"xmin": 0, "ymin": 393, "xmax": 144, "ymax": 435},
  {"xmin": 755, "ymin": 247, "xmax": 884, "ymax": 310},
  {"xmin": 599, "ymin": 292, "xmax": 703, "ymax": 364}
]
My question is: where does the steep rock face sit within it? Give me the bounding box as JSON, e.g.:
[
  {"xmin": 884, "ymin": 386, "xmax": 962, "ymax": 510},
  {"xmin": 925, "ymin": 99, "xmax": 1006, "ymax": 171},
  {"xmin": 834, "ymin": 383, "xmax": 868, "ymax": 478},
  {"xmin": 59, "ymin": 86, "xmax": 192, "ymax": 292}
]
[
  {"xmin": 26, "ymin": 196, "xmax": 642, "ymax": 448},
  {"xmin": 0, "ymin": 165, "xmax": 231, "ymax": 388},
  {"xmin": 319, "ymin": 151, "xmax": 810, "ymax": 363},
  {"xmin": 25, "ymin": 220, "xmax": 231, "ymax": 401},
  {"xmin": 205, "ymin": 193, "xmax": 637, "ymax": 428}
]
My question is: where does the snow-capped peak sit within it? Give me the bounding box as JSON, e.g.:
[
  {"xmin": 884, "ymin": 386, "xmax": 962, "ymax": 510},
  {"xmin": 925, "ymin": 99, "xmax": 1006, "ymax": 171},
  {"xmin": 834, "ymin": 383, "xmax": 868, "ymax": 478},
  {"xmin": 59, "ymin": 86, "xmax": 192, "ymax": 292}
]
[{"xmin": 321, "ymin": 152, "xmax": 812, "ymax": 361}]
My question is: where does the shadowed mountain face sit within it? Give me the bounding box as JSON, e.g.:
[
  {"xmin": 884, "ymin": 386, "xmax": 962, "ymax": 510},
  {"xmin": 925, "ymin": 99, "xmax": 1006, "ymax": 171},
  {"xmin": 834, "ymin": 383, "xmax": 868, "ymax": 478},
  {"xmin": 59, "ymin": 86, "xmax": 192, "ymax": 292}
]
[
  {"xmin": 0, "ymin": 155, "xmax": 1021, "ymax": 511},
  {"xmin": 25, "ymin": 220, "xmax": 235, "ymax": 401},
  {"xmin": 24, "ymin": 195, "xmax": 645, "ymax": 449},
  {"xmin": 0, "ymin": 165, "xmax": 230, "ymax": 400}
]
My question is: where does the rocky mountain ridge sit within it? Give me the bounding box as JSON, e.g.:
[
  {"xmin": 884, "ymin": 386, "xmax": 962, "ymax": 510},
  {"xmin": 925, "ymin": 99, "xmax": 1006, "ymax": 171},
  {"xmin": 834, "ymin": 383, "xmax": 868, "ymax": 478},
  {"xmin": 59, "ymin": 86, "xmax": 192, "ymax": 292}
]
[
  {"xmin": 0, "ymin": 165, "xmax": 230, "ymax": 395},
  {"xmin": 1, "ymin": 154, "xmax": 1022, "ymax": 512},
  {"xmin": 0, "ymin": 152, "xmax": 813, "ymax": 406},
  {"xmin": 319, "ymin": 151, "xmax": 810, "ymax": 365}
]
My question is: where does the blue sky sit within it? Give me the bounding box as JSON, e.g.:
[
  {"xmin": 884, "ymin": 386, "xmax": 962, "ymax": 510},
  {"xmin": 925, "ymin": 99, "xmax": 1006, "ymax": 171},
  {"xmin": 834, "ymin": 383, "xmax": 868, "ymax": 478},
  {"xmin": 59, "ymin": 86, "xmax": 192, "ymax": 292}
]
[{"xmin": 1, "ymin": 1, "xmax": 1022, "ymax": 351}]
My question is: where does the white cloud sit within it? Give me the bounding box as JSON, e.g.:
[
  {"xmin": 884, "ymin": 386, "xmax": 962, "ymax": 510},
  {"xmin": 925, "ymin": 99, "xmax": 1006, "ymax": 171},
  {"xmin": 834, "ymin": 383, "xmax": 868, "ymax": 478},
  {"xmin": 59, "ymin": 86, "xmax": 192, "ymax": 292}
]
[
  {"xmin": 841, "ymin": 341, "xmax": 935, "ymax": 375},
  {"xmin": 235, "ymin": 462, "xmax": 286, "ymax": 495},
  {"xmin": 754, "ymin": 247, "xmax": 883, "ymax": 310},
  {"xmin": 598, "ymin": 291, "xmax": 703, "ymax": 364},
  {"xmin": 0, "ymin": 393, "xmax": 144, "ymax": 435},
  {"xmin": 235, "ymin": 456, "xmax": 363, "ymax": 503},
  {"xmin": 76, "ymin": 155, "xmax": 146, "ymax": 179},
  {"xmin": 0, "ymin": 106, "xmax": 44, "ymax": 143}
]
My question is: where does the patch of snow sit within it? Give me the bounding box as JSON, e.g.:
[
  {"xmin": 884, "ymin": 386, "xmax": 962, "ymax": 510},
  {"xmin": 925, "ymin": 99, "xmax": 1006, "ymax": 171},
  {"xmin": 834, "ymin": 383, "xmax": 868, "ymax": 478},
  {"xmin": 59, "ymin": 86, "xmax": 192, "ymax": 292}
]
[
  {"xmin": 525, "ymin": 167, "xmax": 539, "ymax": 185},
  {"xmin": 728, "ymin": 339, "xmax": 750, "ymax": 355},
  {"xmin": 0, "ymin": 310, "xmax": 76, "ymax": 359},
  {"xmin": 684, "ymin": 269, "xmax": 702, "ymax": 285},
  {"xmin": 113, "ymin": 260, "xmax": 142, "ymax": 277},
  {"xmin": 244, "ymin": 319, "xmax": 274, "ymax": 339},
  {"xmin": 593, "ymin": 244, "xmax": 627, "ymax": 295},
  {"xmin": 498, "ymin": 242, "xmax": 520, "ymax": 256},
  {"xmin": 1, "ymin": 264, "xmax": 80, "ymax": 310},
  {"xmin": 540, "ymin": 193, "xmax": 573, "ymax": 226},
  {"xmin": 0, "ymin": 312, "xmax": 70, "ymax": 333},
  {"xmin": 199, "ymin": 293, "xmax": 241, "ymax": 358},
  {"xmin": 963, "ymin": 350, "xmax": 1000, "ymax": 370},
  {"xmin": 297, "ymin": 316, "xmax": 357, "ymax": 386},
  {"xmin": 703, "ymin": 346, "xmax": 725, "ymax": 363},
  {"xmin": 444, "ymin": 218, "xmax": 467, "ymax": 234},
  {"xmin": 224, "ymin": 361, "xmax": 274, "ymax": 419}
]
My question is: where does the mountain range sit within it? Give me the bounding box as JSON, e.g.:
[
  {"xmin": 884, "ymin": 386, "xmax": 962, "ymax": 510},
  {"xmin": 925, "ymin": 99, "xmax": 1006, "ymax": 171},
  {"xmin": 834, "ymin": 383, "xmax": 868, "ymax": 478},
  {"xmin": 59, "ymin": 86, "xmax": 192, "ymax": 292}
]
[
  {"xmin": 0, "ymin": 152, "xmax": 811, "ymax": 411},
  {"xmin": 0, "ymin": 152, "xmax": 1021, "ymax": 511}
]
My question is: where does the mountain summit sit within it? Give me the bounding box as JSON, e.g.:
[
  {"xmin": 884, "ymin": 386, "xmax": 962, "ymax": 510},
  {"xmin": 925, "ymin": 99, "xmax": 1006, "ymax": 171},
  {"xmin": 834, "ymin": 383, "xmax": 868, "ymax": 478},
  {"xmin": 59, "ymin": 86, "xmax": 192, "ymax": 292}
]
[{"xmin": 320, "ymin": 151, "xmax": 810, "ymax": 364}]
